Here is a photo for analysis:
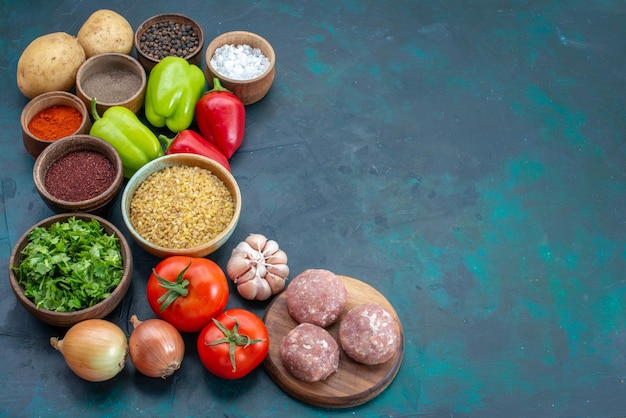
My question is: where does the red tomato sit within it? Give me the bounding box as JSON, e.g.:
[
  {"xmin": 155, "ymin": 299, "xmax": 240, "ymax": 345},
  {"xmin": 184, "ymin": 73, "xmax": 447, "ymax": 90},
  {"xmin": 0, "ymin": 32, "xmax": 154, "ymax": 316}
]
[
  {"xmin": 147, "ymin": 256, "xmax": 229, "ymax": 333},
  {"xmin": 197, "ymin": 309, "xmax": 269, "ymax": 379}
]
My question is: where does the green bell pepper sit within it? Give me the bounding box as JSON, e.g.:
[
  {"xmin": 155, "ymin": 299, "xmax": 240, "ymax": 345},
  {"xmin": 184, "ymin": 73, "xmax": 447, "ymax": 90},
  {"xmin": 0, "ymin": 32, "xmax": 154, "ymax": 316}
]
[
  {"xmin": 144, "ymin": 56, "xmax": 206, "ymax": 133},
  {"xmin": 90, "ymin": 99, "xmax": 164, "ymax": 178}
]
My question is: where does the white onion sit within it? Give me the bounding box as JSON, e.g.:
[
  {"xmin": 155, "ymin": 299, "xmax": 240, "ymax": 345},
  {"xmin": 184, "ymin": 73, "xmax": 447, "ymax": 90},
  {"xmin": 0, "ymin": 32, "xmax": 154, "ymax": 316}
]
[
  {"xmin": 129, "ymin": 314, "xmax": 185, "ymax": 378},
  {"xmin": 50, "ymin": 319, "xmax": 128, "ymax": 382}
]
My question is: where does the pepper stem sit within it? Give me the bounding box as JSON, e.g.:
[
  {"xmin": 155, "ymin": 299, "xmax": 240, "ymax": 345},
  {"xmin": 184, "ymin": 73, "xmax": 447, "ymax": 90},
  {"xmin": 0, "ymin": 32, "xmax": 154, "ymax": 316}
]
[
  {"xmin": 208, "ymin": 77, "xmax": 231, "ymax": 93},
  {"xmin": 158, "ymin": 134, "xmax": 175, "ymax": 151},
  {"xmin": 90, "ymin": 97, "xmax": 101, "ymax": 121},
  {"xmin": 205, "ymin": 314, "xmax": 265, "ymax": 373},
  {"xmin": 154, "ymin": 262, "xmax": 191, "ymax": 311}
]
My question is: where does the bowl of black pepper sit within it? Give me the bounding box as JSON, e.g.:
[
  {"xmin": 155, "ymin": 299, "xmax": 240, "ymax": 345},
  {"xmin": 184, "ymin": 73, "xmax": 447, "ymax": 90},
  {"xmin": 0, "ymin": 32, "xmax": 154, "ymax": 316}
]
[
  {"xmin": 33, "ymin": 134, "xmax": 124, "ymax": 217},
  {"xmin": 134, "ymin": 13, "xmax": 204, "ymax": 73},
  {"xmin": 75, "ymin": 52, "xmax": 147, "ymax": 116}
]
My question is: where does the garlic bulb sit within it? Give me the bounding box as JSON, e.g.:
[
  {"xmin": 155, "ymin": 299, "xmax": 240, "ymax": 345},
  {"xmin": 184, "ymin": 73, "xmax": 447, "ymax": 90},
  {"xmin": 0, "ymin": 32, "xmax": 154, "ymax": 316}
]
[{"xmin": 226, "ymin": 233, "xmax": 289, "ymax": 300}]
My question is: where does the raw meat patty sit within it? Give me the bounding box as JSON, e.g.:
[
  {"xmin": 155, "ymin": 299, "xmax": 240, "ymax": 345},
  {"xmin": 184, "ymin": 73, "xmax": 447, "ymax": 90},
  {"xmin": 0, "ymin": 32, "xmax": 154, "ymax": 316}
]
[
  {"xmin": 285, "ymin": 269, "xmax": 347, "ymax": 327},
  {"xmin": 280, "ymin": 323, "xmax": 340, "ymax": 382},
  {"xmin": 339, "ymin": 303, "xmax": 401, "ymax": 365}
]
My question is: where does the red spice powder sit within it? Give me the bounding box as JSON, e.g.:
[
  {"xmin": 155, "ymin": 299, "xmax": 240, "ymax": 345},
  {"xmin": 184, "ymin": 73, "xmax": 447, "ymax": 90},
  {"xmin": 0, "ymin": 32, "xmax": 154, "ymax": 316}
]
[
  {"xmin": 45, "ymin": 151, "xmax": 116, "ymax": 202},
  {"xmin": 28, "ymin": 105, "xmax": 83, "ymax": 141}
]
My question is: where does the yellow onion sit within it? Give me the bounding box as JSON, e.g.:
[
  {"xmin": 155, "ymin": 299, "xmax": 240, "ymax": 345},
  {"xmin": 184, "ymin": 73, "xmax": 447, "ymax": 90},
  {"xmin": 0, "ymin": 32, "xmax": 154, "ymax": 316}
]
[
  {"xmin": 129, "ymin": 314, "xmax": 185, "ymax": 378},
  {"xmin": 50, "ymin": 319, "xmax": 128, "ymax": 382}
]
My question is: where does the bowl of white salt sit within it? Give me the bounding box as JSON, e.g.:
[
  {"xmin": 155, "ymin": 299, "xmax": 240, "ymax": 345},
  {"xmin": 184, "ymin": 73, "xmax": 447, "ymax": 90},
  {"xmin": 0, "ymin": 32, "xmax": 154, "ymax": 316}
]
[{"xmin": 205, "ymin": 31, "xmax": 275, "ymax": 105}]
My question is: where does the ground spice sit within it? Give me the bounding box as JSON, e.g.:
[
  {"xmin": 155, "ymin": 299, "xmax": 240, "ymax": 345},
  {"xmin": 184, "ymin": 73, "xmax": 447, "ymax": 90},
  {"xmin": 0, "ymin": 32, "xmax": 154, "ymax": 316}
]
[
  {"xmin": 45, "ymin": 151, "xmax": 116, "ymax": 202},
  {"xmin": 28, "ymin": 105, "xmax": 83, "ymax": 141},
  {"xmin": 81, "ymin": 67, "xmax": 142, "ymax": 103}
]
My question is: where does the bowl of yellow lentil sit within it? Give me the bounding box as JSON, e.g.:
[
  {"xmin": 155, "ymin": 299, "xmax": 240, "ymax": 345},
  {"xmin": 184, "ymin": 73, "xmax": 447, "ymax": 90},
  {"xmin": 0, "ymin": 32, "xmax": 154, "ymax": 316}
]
[{"xmin": 120, "ymin": 153, "xmax": 242, "ymax": 258}]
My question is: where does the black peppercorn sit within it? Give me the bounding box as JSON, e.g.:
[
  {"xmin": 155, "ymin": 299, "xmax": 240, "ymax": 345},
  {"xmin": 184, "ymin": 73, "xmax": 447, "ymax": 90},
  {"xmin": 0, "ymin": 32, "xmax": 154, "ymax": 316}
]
[{"xmin": 140, "ymin": 20, "xmax": 200, "ymax": 61}]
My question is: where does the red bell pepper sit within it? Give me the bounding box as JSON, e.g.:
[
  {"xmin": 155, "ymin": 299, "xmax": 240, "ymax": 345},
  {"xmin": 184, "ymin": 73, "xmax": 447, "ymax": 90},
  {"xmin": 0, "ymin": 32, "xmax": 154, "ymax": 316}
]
[
  {"xmin": 159, "ymin": 129, "xmax": 231, "ymax": 172},
  {"xmin": 195, "ymin": 78, "xmax": 245, "ymax": 159}
]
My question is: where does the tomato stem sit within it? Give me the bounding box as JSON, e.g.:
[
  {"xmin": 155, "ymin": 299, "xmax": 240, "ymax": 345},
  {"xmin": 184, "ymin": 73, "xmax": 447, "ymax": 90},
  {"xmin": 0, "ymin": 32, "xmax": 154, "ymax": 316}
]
[
  {"xmin": 154, "ymin": 262, "xmax": 191, "ymax": 311},
  {"xmin": 205, "ymin": 314, "xmax": 265, "ymax": 373}
]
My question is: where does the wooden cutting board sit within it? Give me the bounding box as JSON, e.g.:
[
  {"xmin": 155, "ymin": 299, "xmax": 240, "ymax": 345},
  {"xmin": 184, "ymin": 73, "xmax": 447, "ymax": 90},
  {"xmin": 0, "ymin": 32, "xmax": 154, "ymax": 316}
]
[{"xmin": 263, "ymin": 275, "xmax": 404, "ymax": 408}]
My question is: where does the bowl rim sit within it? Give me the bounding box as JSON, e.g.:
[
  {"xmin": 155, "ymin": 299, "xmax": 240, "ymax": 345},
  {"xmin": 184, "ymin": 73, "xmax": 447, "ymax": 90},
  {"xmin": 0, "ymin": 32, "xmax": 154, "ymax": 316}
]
[
  {"xmin": 75, "ymin": 52, "xmax": 147, "ymax": 107},
  {"xmin": 21, "ymin": 91, "xmax": 90, "ymax": 144},
  {"xmin": 8, "ymin": 213, "xmax": 133, "ymax": 321},
  {"xmin": 134, "ymin": 12, "xmax": 205, "ymax": 64},
  {"xmin": 121, "ymin": 153, "xmax": 242, "ymax": 255},
  {"xmin": 205, "ymin": 30, "xmax": 276, "ymax": 84},
  {"xmin": 33, "ymin": 134, "xmax": 124, "ymax": 207}
]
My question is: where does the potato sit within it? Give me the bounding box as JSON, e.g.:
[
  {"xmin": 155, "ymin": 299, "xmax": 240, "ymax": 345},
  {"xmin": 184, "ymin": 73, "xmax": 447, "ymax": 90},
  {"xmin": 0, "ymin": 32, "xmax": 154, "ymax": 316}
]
[
  {"xmin": 16, "ymin": 32, "xmax": 86, "ymax": 99},
  {"xmin": 77, "ymin": 9, "xmax": 134, "ymax": 58}
]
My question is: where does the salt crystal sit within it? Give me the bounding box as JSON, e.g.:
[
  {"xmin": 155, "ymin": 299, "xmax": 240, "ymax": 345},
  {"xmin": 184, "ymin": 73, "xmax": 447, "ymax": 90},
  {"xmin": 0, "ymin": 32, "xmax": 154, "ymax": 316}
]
[{"xmin": 211, "ymin": 44, "xmax": 270, "ymax": 80}]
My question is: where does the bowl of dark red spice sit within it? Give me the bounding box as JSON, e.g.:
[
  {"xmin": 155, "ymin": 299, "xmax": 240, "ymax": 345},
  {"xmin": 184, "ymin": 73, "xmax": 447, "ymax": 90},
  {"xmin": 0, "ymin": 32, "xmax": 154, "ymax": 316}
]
[
  {"xmin": 20, "ymin": 91, "xmax": 91, "ymax": 159},
  {"xmin": 205, "ymin": 31, "xmax": 275, "ymax": 105},
  {"xmin": 75, "ymin": 52, "xmax": 147, "ymax": 116},
  {"xmin": 33, "ymin": 134, "xmax": 124, "ymax": 216},
  {"xmin": 134, "ymin": 13, "xmax": 204, "ymax": 73}
]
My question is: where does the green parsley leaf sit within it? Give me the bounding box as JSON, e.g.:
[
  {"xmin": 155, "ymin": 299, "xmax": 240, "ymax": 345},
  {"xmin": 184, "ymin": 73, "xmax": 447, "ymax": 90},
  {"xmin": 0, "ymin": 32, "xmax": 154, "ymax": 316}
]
[{"xmin": 13, "ymin": 217, "xmax": 125, "ymax": 312}]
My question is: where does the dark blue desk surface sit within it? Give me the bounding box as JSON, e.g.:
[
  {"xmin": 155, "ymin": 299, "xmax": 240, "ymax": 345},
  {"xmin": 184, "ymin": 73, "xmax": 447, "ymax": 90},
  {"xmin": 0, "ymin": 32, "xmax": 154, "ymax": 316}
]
[{"xmin": 2, "ymin": 1, "xmax": 625, "ymax": 417}]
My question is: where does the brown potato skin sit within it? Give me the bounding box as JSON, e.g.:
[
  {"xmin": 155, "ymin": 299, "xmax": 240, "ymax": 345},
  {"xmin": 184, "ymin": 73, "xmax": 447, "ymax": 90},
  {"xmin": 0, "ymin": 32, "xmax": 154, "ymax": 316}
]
[
  {"xmin": 17, "ymin": 32, "xmax": 86, "ymax": 99},
  {"xmin": 77, "ymin": 9, "xmax": 134, "ymax": 58}
]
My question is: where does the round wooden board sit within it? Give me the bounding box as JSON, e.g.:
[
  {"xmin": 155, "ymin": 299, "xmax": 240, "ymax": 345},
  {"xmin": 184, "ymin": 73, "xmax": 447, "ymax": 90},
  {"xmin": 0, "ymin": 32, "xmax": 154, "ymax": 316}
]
[{"xmin": 263, "ymin": 275, "xmax": 404, "ymax": 408}]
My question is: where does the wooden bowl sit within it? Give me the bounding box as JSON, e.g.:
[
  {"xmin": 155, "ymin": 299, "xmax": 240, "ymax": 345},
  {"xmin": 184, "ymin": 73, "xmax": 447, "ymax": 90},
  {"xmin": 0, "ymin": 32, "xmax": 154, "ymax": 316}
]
[
  {"xmin": 76, "ymin": 53, "xmax": 147, "ymax": 116},
  {"xmin": 9, "ymin": 213, "xmax": 133, "ymax": 328},
  {"xmin": 20, "ymin": 91, "xmax": 91, "ymax": 159},
  {"xmin": 205, "ymin": 31, "xmax": 275, "ymax": 105},
  {"xmin": 121, "ymin": 153, "xmax": 242, "ymax": 258},
  {"xmin": 134, "ymin": 13, "xmax": 204, "ymax": 73},
  {"xmin": 33, "ymin": 135, "xmax": 124, "ymax": 217}
]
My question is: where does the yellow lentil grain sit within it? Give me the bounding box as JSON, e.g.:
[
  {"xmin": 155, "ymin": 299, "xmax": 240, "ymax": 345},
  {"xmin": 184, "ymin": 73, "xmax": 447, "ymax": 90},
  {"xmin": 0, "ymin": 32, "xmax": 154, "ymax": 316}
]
[{"xmin": 129, "ymin": 165, "xmax": 234, "ymax": 248}]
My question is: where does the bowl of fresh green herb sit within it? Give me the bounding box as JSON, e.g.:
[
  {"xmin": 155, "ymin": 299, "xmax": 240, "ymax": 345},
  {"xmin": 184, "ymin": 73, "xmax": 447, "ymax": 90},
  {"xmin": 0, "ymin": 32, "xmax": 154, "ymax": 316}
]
[{"xmin": 9, "ymin": 213, "xmax": 133, "ymax": 327}]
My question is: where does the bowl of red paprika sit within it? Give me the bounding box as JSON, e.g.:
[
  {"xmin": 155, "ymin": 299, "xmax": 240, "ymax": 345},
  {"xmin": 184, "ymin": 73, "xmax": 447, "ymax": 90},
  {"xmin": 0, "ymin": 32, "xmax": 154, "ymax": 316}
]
[
  {"xmin": 20, "ymin": 91, "xmax": 91, "ymax": 159},
  {"xmin": 205, "ymin": 31, "xmax": 275, "ymax": 105},
  {"xmin": 33, "ymin": 134, "xmax": 124, "ymax": 217}
]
